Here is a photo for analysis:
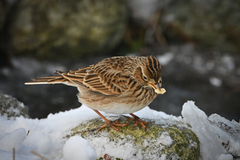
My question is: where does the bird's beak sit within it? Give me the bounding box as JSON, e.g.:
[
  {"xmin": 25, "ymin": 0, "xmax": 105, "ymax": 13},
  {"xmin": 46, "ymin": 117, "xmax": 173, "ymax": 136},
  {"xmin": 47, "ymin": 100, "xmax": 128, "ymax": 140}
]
[{"xmin": 148, "ymin": 82, "xmax": 166, "ymax": 95}]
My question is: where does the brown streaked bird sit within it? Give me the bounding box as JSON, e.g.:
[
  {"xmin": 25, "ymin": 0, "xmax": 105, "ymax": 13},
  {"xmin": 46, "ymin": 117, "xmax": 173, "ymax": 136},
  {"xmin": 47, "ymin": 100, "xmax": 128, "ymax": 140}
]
[{"xmin": 25, "ymin": 56, "xmax": 166, "ymax": 131}]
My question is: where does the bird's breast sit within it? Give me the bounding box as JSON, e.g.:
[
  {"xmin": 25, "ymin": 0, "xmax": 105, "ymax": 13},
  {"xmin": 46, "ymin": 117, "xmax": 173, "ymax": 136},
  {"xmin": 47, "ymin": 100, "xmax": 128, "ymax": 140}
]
[{"xmin": 77, "ymin": 88, "xmax": 157, "ymax": 114}]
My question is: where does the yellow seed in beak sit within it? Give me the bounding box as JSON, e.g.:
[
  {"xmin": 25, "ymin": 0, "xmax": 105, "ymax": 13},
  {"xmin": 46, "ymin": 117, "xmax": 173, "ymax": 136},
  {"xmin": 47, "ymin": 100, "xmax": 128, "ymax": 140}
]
[
  {"xmin": 155, "ymin": 88, "xmax": 166, "ymax": 94},
  {"xmin": 148, "ymin": 82, "xmax": 166, "ymax": 94}
]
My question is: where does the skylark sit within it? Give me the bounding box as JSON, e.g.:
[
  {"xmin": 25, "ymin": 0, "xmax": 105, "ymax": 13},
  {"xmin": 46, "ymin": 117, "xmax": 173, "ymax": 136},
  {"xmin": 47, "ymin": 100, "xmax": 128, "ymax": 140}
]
[{"xmin": 25, "ymin": 56, "xmax": 166, "ymax": 131}]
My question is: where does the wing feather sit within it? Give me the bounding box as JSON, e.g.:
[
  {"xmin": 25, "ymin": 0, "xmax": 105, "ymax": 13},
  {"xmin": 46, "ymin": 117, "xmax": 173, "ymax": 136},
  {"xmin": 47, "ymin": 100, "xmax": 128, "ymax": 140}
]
[
  {"xmin": 27, "ymin": 57, "xmax": 137, "ymax": 95},
  {"xmin": 25, "ymin": 56, "xmax": 141, "ymax": 96}
]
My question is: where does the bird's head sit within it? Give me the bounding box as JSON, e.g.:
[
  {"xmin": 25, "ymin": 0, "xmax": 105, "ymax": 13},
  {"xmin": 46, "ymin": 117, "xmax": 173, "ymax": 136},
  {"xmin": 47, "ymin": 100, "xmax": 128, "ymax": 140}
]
[{"xmin": 137, "ymin": 56, "xmax": 166, "ymax": 94}]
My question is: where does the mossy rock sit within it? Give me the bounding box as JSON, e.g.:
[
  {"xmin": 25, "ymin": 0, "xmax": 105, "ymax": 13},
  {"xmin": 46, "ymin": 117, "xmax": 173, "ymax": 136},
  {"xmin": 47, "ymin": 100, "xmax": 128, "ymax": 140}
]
[
  {"xmin": 68, "ymin": 116, "xmax": 200, "ymax": 160},
  {"xmin": 11, "ymin": 0, "xmax": 127, "ymax": 59},
  {"xmin": 0, "ymin": 94, "xmax": 29, "ymax": 119}
]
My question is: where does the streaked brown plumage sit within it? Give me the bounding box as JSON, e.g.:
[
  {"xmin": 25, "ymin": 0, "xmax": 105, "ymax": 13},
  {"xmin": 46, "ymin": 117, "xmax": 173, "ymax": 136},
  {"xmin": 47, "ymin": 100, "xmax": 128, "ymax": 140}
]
[{"xmin": 25, "ymin": 56, "xmax": 166, "ymax": 131}]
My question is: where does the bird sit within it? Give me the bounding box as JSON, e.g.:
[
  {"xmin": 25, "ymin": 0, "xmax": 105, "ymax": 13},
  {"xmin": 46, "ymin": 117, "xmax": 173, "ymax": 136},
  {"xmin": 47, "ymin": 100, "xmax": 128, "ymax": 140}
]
[{"xmin": 25, "ymin": 56, "xmax": 166, "ymax": 131}]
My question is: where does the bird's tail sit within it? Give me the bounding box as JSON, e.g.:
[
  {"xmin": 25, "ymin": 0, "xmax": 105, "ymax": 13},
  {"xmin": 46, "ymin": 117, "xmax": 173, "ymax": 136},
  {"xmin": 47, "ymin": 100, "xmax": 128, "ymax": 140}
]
[{"xmin": 25, "ymin": 70, "xmax": 73, "ymax": 86}]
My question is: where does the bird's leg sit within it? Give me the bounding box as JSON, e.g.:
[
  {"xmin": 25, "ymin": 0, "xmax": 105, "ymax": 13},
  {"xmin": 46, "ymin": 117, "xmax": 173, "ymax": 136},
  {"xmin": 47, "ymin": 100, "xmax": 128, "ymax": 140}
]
[
  {"xmin": 93, "ymin": 110, "xmax": 127, "ymax": 132},
  {"xmin": 128, "ymin": 113, "xmax": 150, "ymax": 131}
]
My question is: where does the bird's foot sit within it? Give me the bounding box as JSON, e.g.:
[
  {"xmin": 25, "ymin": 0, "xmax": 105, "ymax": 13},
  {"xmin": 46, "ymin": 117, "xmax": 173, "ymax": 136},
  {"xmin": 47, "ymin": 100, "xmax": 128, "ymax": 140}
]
[
  {"xmin": 128, "ymin": 113, "xmax": 150, "ymax": 131},
  {"xmin": 98, "ymin": 119, "xmax": 127, "ymax": 132},
  {"xmin": 93, "ymin": 110, "xmax": 128, "ymax": 132}
]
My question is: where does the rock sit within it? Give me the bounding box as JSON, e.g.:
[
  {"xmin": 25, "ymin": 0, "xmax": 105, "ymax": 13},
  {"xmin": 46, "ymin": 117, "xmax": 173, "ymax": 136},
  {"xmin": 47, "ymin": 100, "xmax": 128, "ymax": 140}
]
[
  {"xmin": 162, "ymin": 0, "xmax": 240, "ymax": 53},
  {"xmin": 68, "ymin": 116, "xmax": 200, "ymax": 160},
  {"xmin": 10, "ymin": 0, "xmax": 127, "ymax": 59},
  {"xmin": 0, "ymin": 94, "xmax": 29, "ymax": 119}
]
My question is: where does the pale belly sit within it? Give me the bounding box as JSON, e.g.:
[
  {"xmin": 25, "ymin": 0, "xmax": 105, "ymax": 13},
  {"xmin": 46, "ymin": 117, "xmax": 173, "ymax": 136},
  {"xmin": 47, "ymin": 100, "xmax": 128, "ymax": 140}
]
[
  {"xmin": 87, "ymin": 102, "xmax": 146, "ymax": 114},
  {"xmin": 78, "ymin": 94, "xmax": 152, "ymax": 115},
  {"xmin": 77, "ymin": 87, "xmax": 157, "ymax": 115}
]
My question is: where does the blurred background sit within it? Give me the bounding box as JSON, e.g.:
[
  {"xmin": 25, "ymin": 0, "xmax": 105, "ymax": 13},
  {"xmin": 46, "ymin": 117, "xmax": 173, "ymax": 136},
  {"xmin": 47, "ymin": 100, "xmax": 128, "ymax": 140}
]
[{"xmin": 0, "ymin": 0, "xmax": 239, "ymax": 121}]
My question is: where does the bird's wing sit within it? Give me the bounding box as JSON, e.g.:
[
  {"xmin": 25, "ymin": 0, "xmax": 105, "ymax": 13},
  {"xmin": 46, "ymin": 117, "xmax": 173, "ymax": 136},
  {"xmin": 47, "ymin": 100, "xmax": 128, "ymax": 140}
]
[{"xmin": 64, "ymin": 57, "xmax": 137, "ymax": 95}]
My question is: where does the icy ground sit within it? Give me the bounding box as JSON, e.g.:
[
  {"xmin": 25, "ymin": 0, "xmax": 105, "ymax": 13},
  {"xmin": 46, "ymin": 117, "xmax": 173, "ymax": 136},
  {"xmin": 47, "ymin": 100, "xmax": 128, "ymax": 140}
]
[{"xmin": 0, "ymin": 101, "xmax": 239, "ymax": 160}]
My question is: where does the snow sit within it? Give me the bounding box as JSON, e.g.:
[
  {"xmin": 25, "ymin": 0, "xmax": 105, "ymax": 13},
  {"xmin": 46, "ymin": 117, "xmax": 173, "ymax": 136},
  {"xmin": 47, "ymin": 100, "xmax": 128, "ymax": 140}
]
[
  {"xmin": 159, "ymin": 154, "xmax": 167, "ymax": 160},
  {"xmin": 209, "ymin": 77, "xmax": 222, "ymax": 87},
  {"xmin": 89, "ymin": 135, "xmax": 140, "ymax": 160},
  {"xmin": 0, "ymin": 101, "xmax": 239, "ymax": 160},
  {"xmin": 157, "ymin": 52, "xmax": 174, "ymax": 66},
  {"xmin": 0, "ymin": 128, "xmax": 26, "ymax": 152},
  {"xmin": 221, "ymin": 55, "xmax": 235, "ymax": 71},
  {"xmin": 182, "ymin": 101, "xmax": 224, "ymax": 159},
  {"xmin": 63, "ymin": 136, "xmax": 96, "ymax": 160},
  {"xmin": 182, "ymin": 101, "xmax": 240, "ymax": 160},
  {"xmin": 158, "ymin": 132, "xmax": 173, "ymax": 146},
  {"xmin": 217, "ymin": 55, "xmax": 235, "ymax": 75},
  {"xmin": 218, "ymin": 154, "xmax": 233, "ymax": 160}
]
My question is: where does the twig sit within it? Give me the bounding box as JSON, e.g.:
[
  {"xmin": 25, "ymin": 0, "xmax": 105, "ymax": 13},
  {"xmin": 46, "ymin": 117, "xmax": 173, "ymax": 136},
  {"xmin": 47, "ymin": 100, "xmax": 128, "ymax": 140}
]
[
  {"xmin": 12, "ymin": 148, "xmax": 15, "ymax": 160},
  {"xmin": 31, "ymin": 150, "xmax": 49, "ymax": 160}
]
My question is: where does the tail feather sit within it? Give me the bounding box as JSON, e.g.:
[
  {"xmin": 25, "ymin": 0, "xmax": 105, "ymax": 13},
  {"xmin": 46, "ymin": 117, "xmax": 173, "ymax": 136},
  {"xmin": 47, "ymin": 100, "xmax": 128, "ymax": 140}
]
[{"xmin": 25, "ymin": 75, "xmax": 75, "ymax": 86}]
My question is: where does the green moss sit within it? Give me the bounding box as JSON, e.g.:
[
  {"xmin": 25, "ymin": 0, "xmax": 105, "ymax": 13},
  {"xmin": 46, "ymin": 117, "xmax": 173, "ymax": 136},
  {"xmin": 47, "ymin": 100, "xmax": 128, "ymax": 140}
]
[
  {"xmin": 160, "ymin": 125, "xmax": 200, "ymax": 160},
  {"xmin": 67, "ymin": 116, "xmax": 200, "ymax": 160}
]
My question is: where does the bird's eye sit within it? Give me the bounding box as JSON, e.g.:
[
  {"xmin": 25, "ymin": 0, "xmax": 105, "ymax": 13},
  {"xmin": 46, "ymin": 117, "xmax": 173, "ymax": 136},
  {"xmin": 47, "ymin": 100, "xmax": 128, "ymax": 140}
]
[
  {"xmin": 143, "ymin": 75, "xmax": 148, "ymax": 81},
  {"xmin": 159, "ymin": 78, "xmax": 162, "ymax": 84}
]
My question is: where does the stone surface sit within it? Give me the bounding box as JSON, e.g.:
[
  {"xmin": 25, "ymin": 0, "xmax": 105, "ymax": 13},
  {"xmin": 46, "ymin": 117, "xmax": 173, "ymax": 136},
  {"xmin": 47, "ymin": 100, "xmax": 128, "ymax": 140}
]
[
  {"xmin": 10, "ymin": 0, "xmax": 127, "ymax": 59},
  {"xmin": 0, "ymin": 94, "xmax": 29, "ymax": 119},
  {"xmin": 68, "ymin": 116, "xmax": 200, "ymax": 160}
]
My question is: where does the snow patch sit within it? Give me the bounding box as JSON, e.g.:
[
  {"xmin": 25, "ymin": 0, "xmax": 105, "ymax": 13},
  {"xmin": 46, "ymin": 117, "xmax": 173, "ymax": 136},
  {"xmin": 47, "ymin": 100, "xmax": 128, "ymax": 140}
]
[
  {"xmin": 63, "ymin": 136, "xmax": 96, "ymax": 160},
  {"xmin": 218, "ymin": 154, "xmax": 233, "ymax": 160},
  {"xmin": 159, "ymin": 132, "xmax": 173, "ymax": 146},
  {"xmin": 157, "ymin": 52, "xmax": 174, "ymax": 66},
  {"xmin": 209, "ymin": 77, "xmax": 222, "ymax": 87},
  {"xmin": 0, "ymin": 102, "xmax": 239, "ymax": 159},
  {"xmin": 182, "ymin": 101, "xmax": 240, "ymax": 159},
  {"xmin": 0, "ymin": 128, "xmax": 26, "ymax": 152}
]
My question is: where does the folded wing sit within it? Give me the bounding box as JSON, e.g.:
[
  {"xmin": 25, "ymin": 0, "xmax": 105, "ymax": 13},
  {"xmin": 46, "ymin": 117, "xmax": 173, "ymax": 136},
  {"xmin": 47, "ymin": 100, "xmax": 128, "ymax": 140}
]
[{"xmin": 25, "ymin": 57, "xmax": 137, "ymax": 96}]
